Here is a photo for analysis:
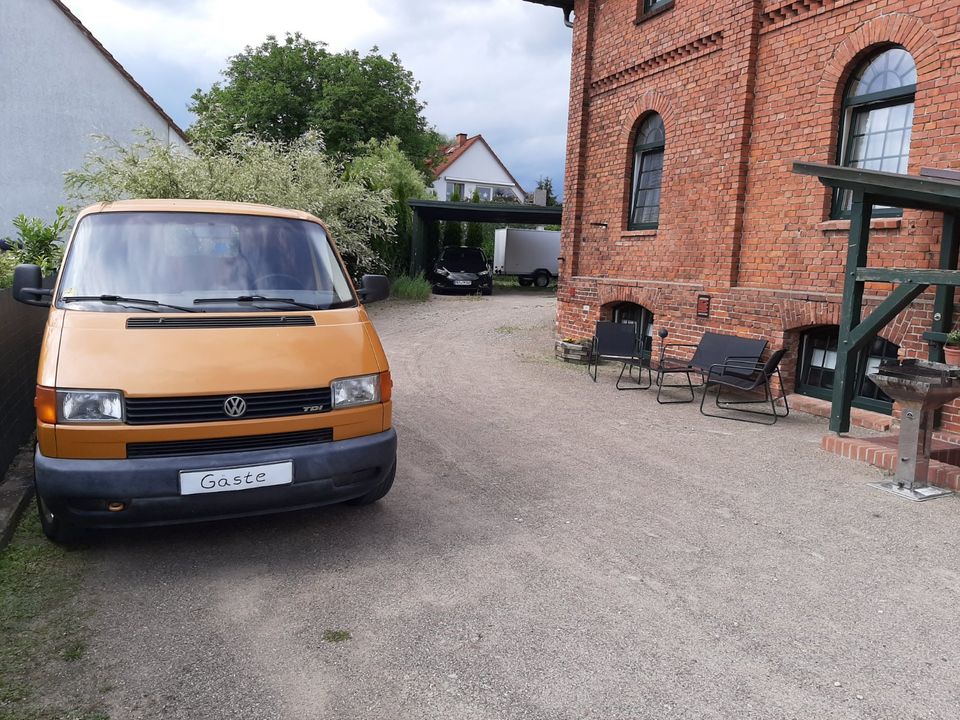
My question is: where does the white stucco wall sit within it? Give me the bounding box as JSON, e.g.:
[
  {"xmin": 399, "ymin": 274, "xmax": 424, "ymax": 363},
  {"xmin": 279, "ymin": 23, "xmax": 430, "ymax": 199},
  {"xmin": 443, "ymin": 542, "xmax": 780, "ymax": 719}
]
[
  {"xmin": 432, "ymin": 141, "xmax": 525, "ymax": 202},
  {"xmin": 0, "ymin": 0, "xmax": 187, "ymax": 239}
]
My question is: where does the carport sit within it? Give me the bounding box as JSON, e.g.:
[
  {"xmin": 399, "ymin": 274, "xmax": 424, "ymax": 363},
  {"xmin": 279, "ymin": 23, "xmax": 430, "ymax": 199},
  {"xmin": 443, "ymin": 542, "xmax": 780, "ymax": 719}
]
[{"xmin": 407, "ymin": 199, "xmax": 562, "ymax": 275}]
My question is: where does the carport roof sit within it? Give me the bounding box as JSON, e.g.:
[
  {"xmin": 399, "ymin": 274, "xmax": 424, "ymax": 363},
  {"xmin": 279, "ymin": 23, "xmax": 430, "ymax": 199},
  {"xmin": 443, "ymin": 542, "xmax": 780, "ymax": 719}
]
[
  {"xmin": 523, "ymin": 0, "xmax": 575, "ymax": 11},
  {"xmin": 408, "ymin": 199, "xmax": 562, "ymax": 224}
]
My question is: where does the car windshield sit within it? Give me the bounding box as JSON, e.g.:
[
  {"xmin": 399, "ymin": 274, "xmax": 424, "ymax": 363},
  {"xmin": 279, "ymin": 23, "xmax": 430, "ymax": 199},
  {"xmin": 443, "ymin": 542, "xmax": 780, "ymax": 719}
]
[
  {"xmin": 56, "ymin": 212, "xmax": 356, "ymax": 312},
  {"xmin": 439, "ymin": 248, "xmax": 486, "ymax": 273}
]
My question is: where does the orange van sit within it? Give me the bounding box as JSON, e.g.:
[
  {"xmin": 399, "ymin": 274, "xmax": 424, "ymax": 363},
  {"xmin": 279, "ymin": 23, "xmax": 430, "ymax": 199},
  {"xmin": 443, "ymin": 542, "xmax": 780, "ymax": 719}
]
[{"xmin": 13, "ymin": 200, "xmax": 396, "ymax": 542}]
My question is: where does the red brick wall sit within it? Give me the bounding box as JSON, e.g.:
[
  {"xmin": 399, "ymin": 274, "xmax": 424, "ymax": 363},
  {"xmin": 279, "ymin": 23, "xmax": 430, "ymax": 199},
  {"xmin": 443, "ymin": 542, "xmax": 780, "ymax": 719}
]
[{"xmin": 557, "ymin": 0, "xmax": 960, "ymax": 429}]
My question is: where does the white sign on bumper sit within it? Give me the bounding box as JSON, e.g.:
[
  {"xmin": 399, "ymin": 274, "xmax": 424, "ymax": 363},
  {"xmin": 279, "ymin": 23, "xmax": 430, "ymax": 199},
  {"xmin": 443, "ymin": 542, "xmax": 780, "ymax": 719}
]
[{"xmin": 179, "ymin": 461, "xmax": 293, "ymax": 496}]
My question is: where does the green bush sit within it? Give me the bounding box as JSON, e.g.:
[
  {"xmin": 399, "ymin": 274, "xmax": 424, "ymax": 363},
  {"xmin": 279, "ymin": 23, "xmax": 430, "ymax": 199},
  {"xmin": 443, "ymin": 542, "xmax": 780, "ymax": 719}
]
[
  {"xmin": 64, "ymin": 130, "xmax": 396, "ymax": 276},
  {"xmin": 0, "ymin": 206, "xmax": 70, "ymax": 288},
  {"xmin": 346, "ymin": 137, "xmax": 431, "ymax": 277},
  {"xmin": 0, "ymin": 253, "xmax": 15, "ymax": 289},
  {"xmin": 391, "ymin": 274, "xmax": 431, "ymax": 301}
]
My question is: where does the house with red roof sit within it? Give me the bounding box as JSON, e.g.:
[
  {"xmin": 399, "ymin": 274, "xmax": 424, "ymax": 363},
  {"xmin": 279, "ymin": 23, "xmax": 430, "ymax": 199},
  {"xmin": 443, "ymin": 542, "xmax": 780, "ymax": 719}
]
[{"xmin": 432, "ymin": 133, "xmax": 526, "ymax": 203}]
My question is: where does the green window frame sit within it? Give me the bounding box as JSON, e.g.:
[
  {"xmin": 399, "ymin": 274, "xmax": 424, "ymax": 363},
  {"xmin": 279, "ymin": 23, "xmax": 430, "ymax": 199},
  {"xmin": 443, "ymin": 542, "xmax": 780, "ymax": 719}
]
[
  {"xmin": 832, "ymin": 46, "xmax": 917, "ymax": 219},
  {"xmin": 640, "ymin": 0, "xmax": 673, "ymax": 17},
  {"xmin": 628, "ymin": 114, "xmax": 665, "ymax": 231},
  {"xmin": 796, "ymin": 326, "xmax": 899, "ymax": 414}
]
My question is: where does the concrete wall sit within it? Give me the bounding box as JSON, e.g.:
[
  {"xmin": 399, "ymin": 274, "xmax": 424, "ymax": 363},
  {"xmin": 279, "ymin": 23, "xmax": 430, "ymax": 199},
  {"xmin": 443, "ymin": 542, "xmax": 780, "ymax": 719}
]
[
  {"xmin": 432, "ymin": 142, "xmax": 526, "ymax": 202},
  {"xmin": 0, "ymin": 0, "xmax": 186, "ymax": 239}
]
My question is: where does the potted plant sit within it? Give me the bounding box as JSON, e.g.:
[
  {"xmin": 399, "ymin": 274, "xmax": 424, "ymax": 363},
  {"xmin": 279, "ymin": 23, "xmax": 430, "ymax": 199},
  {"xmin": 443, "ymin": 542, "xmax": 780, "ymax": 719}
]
[
  {"xmin": 944, "ymin": 330, "xmax": 960, "ymax": 366},
  {"xmin": 556, "ymin": 336, "xmax": 591, "ymax": 364}
]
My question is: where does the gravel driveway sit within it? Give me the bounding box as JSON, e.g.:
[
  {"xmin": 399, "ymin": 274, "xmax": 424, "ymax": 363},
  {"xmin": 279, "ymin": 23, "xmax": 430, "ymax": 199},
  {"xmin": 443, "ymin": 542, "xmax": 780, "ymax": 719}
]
[{"xmin": 71, "ymin": 291, "xmax": 959, "ymax": 719}]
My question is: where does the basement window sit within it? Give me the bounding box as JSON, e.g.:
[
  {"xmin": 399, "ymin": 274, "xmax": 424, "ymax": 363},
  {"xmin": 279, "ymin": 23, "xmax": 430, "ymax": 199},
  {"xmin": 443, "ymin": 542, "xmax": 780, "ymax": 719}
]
[
  {"xmin": 796, "ymin": 325, "xmax": 899, "ymax": 413},
  {"xmin": 611, "ymin": 302, "xmax": 655, "ymax": 360}
]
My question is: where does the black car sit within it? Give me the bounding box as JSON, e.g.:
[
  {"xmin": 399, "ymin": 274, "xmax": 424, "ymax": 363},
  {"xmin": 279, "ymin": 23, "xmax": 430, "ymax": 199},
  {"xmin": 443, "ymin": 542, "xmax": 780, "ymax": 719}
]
[{"xmin": 431, "ymin": 246, "xmax": 493, "ymax": 295}]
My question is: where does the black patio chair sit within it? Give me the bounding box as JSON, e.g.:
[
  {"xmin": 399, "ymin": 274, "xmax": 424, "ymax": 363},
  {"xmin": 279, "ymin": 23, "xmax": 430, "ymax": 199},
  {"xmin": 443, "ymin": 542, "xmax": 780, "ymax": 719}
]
[
  {"xmin": 699, "ymin": 348, "xmax": 790, "ymax": 425},
  {"xmin": 656, "ymin": 331, "xmax": 767, "ymax": 404},
  {"xmin": 615, "ymin": 336, "xmax": 653, "ymax": 391},
  {"xmin": 588, "ymin": 322, "xmax": 649, "ymax": 387}
]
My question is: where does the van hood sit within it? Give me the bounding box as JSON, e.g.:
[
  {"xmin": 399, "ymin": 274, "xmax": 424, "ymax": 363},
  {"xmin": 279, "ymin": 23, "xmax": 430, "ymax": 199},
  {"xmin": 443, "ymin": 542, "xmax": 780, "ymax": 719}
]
[{"xmin": 53, "ymin": 309, "xmax": 382, "ymax": 396}]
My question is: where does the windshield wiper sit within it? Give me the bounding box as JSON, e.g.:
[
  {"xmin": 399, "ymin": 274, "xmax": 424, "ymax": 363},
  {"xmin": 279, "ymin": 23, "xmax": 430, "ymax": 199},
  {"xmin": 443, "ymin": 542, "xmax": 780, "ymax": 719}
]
[
  {"xmin": 193, "ymin": 296, "xmax": 322, "ymax": 311},
  {"xmin": 63, "ymin": 295, "xmax": 198, "ymax": 313}
]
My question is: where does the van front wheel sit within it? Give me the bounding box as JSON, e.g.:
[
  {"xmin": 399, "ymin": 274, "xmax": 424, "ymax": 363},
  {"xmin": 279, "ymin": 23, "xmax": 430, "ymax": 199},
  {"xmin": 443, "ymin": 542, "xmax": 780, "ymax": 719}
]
[
  {"xmin": 345, "ymin": 462, "xmax": 396, "ymax": 506},
  {"xmin": 36, "ymin": 494, "xmax": 80, "ymax": 545}
]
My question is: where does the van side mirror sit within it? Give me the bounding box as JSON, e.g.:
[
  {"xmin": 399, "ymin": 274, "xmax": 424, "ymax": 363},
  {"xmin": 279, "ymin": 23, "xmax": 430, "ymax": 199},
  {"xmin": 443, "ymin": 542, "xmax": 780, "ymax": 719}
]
[
  {"xmin": 12, "ymin": 264, "xmax": 52, "ymax": 307},
  {"xmin": 358, "ymin": 274, "xmax": 390, "ymax": 304}
]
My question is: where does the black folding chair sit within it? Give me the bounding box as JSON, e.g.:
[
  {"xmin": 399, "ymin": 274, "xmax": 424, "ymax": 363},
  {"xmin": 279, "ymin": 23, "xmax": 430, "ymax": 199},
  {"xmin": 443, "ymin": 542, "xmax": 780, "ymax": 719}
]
[
  {"xmin": 588, "ymin": 322, "xmax": 648, "ymax": 386},
  {"xmin": 616, "ymin": 338, "xmax": 653, "ymax": 391},
  {"xmin": 699, "ymin": 348, "xmax": 790, "ymax": 424}
]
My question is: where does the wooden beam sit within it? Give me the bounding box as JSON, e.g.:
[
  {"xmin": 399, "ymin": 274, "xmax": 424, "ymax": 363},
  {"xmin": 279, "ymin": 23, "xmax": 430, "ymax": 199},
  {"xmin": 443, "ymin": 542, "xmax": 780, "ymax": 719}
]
[
  {"xmin": 847, "ymin": 282, "xmax": 928, "ymax": 351},
  {"xmin": 930, "ymin": 213, "xmax": 960, "ymax": 362},
  {"xmin": 832, "ymin": 193, "xmax": 872, "ymax": 433},
  {"xmin": 855, "ymin": 267, "xmax": 960, "ymax": 285}
]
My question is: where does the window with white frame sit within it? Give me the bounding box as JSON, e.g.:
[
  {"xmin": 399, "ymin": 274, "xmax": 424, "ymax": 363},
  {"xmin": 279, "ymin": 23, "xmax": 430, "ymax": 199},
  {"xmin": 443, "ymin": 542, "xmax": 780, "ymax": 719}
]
[{"xmin": 446, "ymin": 182, "xmax": 466, "ymax": 201}]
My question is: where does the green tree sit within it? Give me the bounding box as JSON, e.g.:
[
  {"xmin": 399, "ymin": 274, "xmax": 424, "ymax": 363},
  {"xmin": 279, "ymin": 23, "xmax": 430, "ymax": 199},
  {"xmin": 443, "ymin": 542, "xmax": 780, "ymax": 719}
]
[
  {"xmin": 441, "ymin": 220, "xmax": 463, "ymax": 248},
  {"xmin": 190, "ymin": 33, "xmax": 446, "ymax": 172},
  {"xmin": 536, "ymin": 176, "xmax": 560, "ymax": 206},
  {"xmin": 465, "ymin": 190, "xmax": 484, "ymax": 248},
  {"xmin": 65, "ymin": 131, "xmax": 395, "ymax": 276},
  {"xmin": 347, "ymin": 137, "xmax": 430, "ymax": 275}
]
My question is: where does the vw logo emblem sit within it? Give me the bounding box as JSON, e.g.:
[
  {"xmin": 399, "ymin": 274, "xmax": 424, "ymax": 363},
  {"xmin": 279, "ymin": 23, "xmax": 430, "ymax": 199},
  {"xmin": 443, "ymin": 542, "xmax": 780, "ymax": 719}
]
[{"xmin": 223, "ymin": 396, "xmax": 247, "ymax": 418}]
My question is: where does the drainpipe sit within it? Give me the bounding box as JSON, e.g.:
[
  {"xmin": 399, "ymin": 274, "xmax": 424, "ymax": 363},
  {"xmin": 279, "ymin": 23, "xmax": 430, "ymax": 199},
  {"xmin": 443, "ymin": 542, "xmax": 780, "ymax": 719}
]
[{"xmin": 562, "ymin": 8, "xmax": 574, "ymax": 28}]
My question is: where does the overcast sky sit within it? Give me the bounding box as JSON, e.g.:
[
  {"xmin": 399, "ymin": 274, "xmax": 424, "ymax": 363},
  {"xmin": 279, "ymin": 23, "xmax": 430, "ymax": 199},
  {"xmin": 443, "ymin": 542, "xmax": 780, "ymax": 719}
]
[{"xmin": 64, "ymin": 0, "xmax": 573, "ymax": 196}]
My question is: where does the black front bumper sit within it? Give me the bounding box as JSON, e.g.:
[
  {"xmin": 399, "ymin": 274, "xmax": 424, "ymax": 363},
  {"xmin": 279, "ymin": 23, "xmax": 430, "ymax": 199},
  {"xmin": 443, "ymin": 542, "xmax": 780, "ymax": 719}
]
[
  {"xmin": 35, "ymin": 429, "xmax": 397, "ymax": 528},
  {"xmin": 432, "ymin": 274, "xmax": 491, "ymax": 292}
]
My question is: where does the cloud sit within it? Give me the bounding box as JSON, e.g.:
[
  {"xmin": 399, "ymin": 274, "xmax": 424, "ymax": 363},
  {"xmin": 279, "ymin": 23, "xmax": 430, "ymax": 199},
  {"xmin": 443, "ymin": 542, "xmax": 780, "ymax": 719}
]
[{"xmin": 63, "ymin": 0, "xmax": 572, "ymax": 193}]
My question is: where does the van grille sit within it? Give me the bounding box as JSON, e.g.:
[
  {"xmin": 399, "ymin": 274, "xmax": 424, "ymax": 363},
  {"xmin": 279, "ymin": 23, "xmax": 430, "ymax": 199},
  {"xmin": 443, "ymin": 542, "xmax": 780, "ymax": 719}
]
[
  {"xmin": 125, "ymin": 388, "xmax": 332, "ymax": 425},
  {"xmin": 127, "ymin": 428, "xmax": 334, "ymax": 459},
  {"xmin": 126, "ymin": 316, "xmax": 315, "ymax": 329}
]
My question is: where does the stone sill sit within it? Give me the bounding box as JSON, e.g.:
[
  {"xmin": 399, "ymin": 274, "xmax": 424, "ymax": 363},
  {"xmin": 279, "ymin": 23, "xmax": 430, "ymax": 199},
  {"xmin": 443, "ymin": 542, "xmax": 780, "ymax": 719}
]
[
  {"xmin": 618, "ymin": 229, "xmax": 658, "ymax": 242},
  {"xmin": 817, "ymin": 218, "xmax": 902, "ymax": 233}
]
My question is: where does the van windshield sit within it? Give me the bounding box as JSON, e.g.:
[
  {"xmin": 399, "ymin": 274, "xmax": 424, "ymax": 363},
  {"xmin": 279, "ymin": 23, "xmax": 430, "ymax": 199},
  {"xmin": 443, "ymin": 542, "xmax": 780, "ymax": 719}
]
[{"xmin": 57, "ymin": 212, "xmax": 356, "ymax": 312}]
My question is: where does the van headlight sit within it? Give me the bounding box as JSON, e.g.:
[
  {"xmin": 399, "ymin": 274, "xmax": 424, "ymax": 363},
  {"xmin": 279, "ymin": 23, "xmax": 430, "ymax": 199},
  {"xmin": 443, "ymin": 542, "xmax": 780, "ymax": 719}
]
[
  {"xmin": 57, "ymin": 390, "xmax": 124, "ymax": 423},
  {"xmin": 331, "ymin": 374, "xmax": 380, "ymax": 409},
  {"xmin": 435, "ymin": 267, "xmax": 450, "ymax": 277}
]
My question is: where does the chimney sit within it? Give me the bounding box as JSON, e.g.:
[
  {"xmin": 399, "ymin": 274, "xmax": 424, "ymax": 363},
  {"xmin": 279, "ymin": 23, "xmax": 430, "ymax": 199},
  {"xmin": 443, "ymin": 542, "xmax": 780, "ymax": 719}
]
[{"xmin": 456, "ymin": 133, "xmax": 468, "ymax": 146}]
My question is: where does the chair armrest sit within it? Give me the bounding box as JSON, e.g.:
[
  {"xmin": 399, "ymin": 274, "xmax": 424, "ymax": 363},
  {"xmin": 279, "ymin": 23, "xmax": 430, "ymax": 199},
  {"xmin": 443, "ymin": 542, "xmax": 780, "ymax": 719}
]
[
  {"xmin": 706, "ymin": 361, "xmax": 764, "ymax": 382},
  {"xmin": 659, "ymin": 342, "xmax": 699, "ymax": 366}
]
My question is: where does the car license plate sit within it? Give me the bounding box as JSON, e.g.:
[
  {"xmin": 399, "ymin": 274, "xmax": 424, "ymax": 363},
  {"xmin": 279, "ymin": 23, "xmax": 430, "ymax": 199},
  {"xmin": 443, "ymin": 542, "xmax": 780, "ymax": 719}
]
[
  {"xmin": 179, "ymin": 461, "xmax": 293, "ymax": 496},
  {"xmin": 454, "ymin": 280, "xmax": 471, "ymax": 286}
]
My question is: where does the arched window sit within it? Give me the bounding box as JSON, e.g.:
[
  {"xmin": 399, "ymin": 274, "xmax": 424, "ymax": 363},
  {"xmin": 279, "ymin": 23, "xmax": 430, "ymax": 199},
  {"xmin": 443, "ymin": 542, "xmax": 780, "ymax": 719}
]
[
  {"xmin": 611, "ymin": 302, "xmax": 655, "ymax": 360},
  {"xmin": 833, "ymin": 47, "xmax": 917, "ymax": 217},
  {"xmin": 628, "ymin": 113, "xmax": 665, "ymax": 230},
  {"xmin": 796, "ymin": 325, "xmax": 900, "ymax": 413}
]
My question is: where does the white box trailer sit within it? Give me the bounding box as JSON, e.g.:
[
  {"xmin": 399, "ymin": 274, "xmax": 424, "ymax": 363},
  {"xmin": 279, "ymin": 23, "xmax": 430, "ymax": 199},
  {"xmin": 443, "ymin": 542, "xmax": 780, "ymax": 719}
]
[{"xmin": 493, "ymin": 228, "xmax": 561, "ymax": 287}]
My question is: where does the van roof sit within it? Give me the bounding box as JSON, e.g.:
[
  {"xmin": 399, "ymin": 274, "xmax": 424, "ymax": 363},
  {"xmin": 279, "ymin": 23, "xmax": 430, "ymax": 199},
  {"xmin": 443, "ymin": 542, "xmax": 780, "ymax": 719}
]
[{"xmin": 76, "ymin": 199, "xmax": 322, "ymax": 224}]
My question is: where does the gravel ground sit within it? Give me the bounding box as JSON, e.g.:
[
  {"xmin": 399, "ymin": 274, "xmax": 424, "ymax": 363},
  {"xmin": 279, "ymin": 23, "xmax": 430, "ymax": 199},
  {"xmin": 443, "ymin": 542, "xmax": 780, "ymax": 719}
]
[{"xmin": 71, "ymin": 290, "xmax": 960, "ymax": 719}]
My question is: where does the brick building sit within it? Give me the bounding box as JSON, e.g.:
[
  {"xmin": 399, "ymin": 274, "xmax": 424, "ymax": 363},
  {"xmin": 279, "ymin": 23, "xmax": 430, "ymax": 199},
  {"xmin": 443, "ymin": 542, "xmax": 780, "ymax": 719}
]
[{"xmin": 526, "ymin": 0, "xmax": 960, "ymax": 427}]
